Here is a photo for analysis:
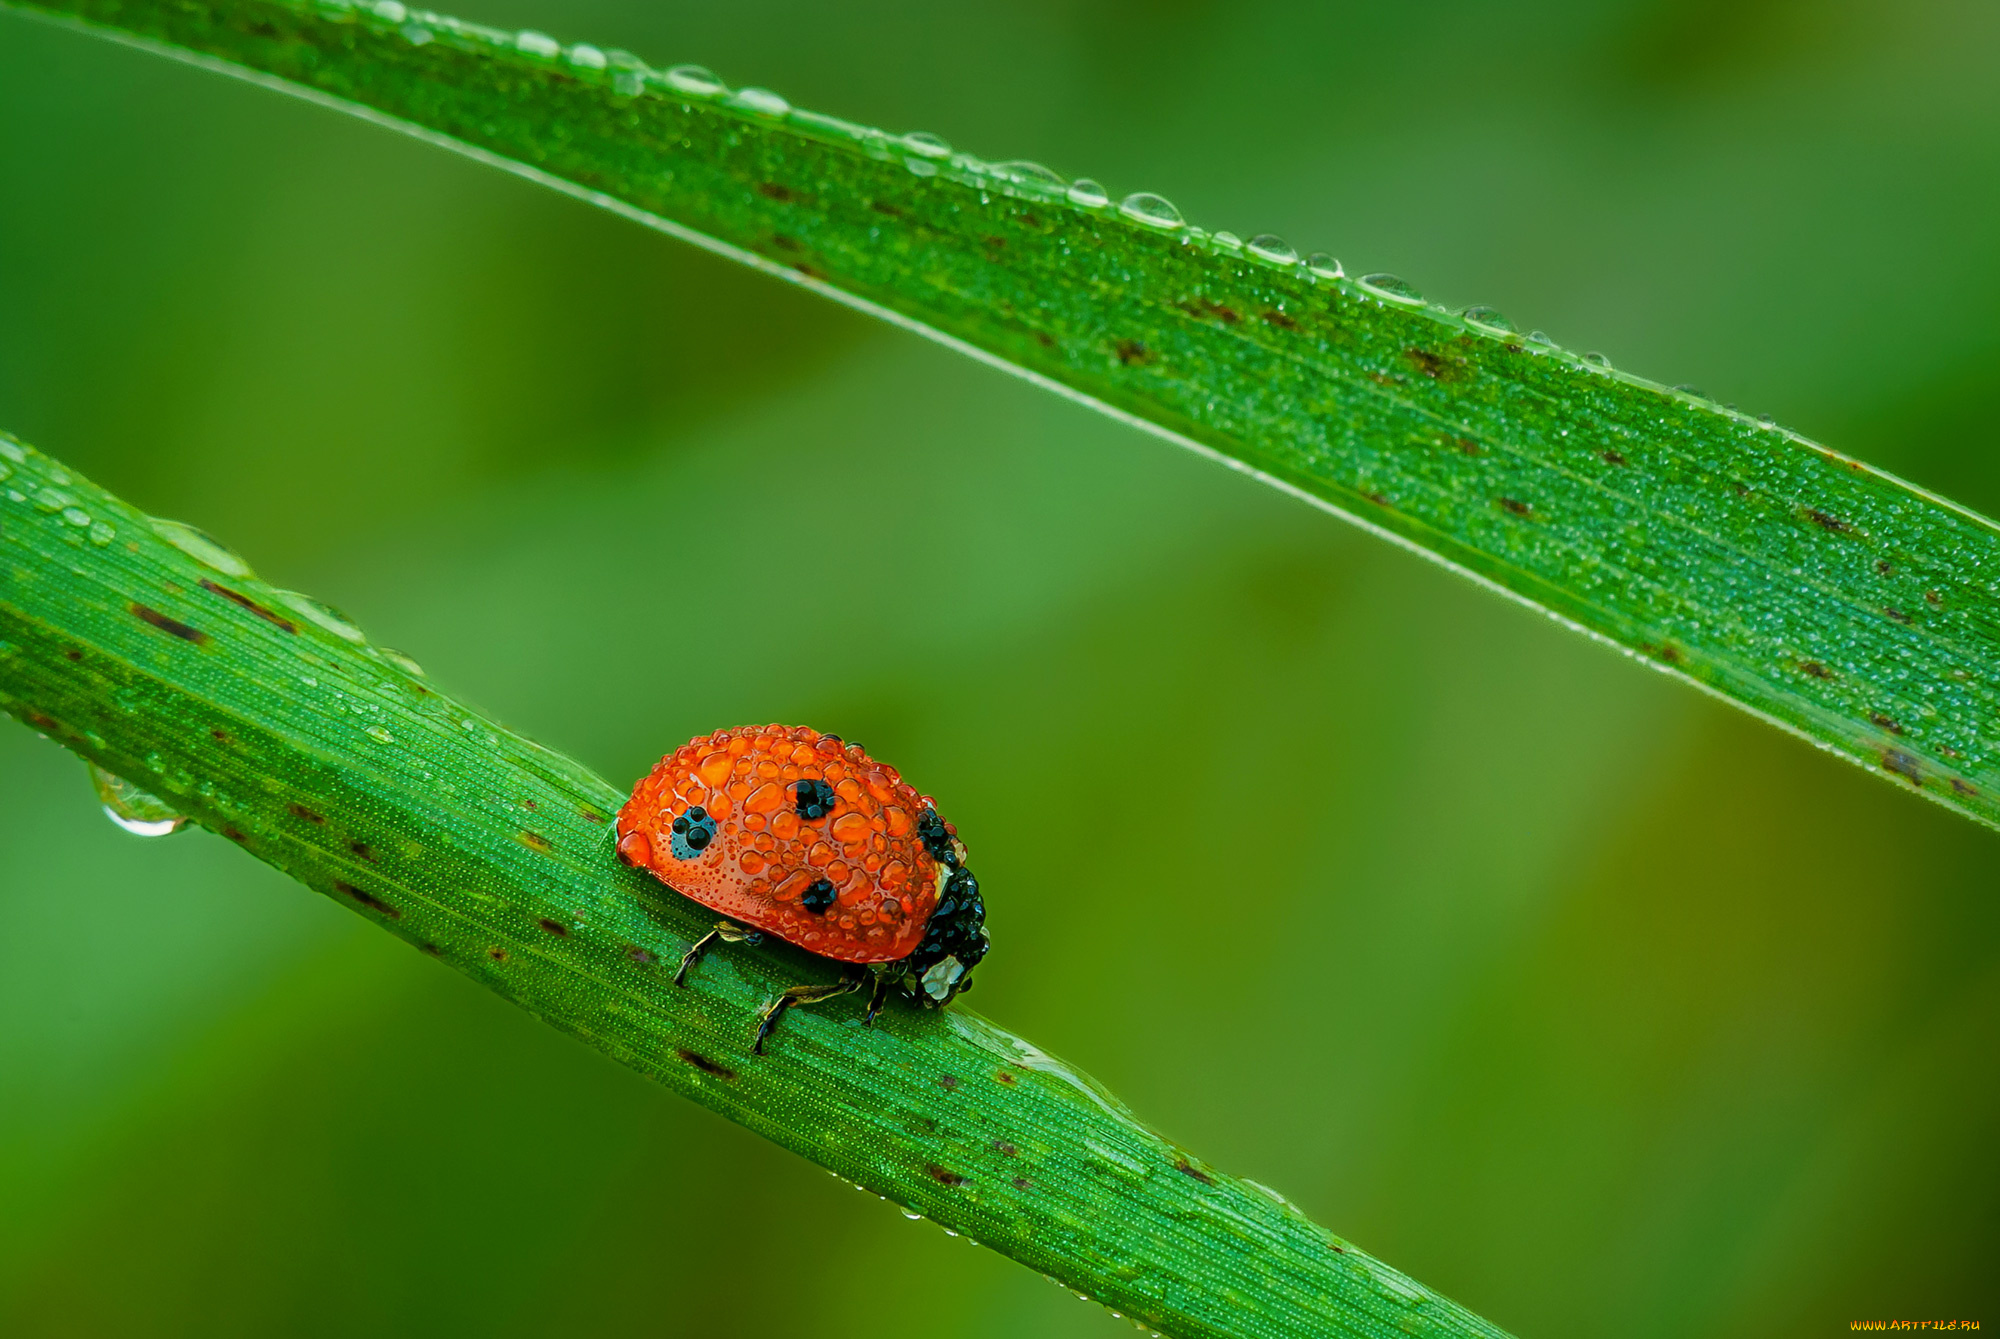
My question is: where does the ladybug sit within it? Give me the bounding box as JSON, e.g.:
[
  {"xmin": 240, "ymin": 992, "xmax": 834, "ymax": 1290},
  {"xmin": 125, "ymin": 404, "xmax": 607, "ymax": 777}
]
[{"xmin": 616, "ymin": 724, "xmax": 989, "ymax": 1052}]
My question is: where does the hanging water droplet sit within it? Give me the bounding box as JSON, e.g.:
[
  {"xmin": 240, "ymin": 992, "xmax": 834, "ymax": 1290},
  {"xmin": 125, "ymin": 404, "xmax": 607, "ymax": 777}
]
[
  {"xmin": 1461, "ymin": 305, "xmax": 1514, "ymax": 332},
  {"xmin": 900, "ymin": 1207, "xmax": 923, "ymax": 1220},
  {"xmin": 901, "ymin": 131, "xmax": 953, "ymax": 159},
  {"xmin": 152, "ymin": 519, "xmax": 255, "ymax": 578},
  {"xmin": 1306, "ymin": 252, "xmax": 1344, "ymax": 280},
  {"xmin": 732, "ymin": 86, "xmax": 790, "ymax": 116},
  {"xmin": 1673, "ymin": 383, "xmax": 1706, "ymax": 398},
  {"xmin": 1118, "ymin": 192, "xmax": 1184, "ymax": 229},
  {"xmin": 379, "ymin": 647, "xmax": 426, "ymax": 677},
  {"xmin": 89, "ymin": 521, "xmax": 116, "ymax": 546},
  {"xmin": 514, "ymin": 29, "xmax": 560, "ymax": 58},
  {"xmin": 1066, "ymin": 178, "xmax": 1109, "ymax": 207},
  {"xmin": 276, "ymin": 590, "xmax": 367, "ymax": 643},
  {"xmin": 1246, "ymin": 234, "xmax": 1298, "ymax": 265},
  {"xmin": 1358, "ymin": 273, "xmax": 1424, "ymax": 303},
  {"xmin": 664, "ymin": 64, "xmax": 725, "ymax": 96},
  {"xmin": 89, "ymin": 763, "xmax": 189, "ymax": 838},
  {"xmin": 1210, "ymin": 230, "xmax": 1243, "ymax": 252},
  {"xmin": 1528, "ymin": 330, "xmax": 1558, "ymax": 346},
  {"xmin": 567, "ymin": 43, "xmax": 606, "ymax": 69},
  {"xmin": 1582, "ymin": 351, "xmax": 1612, "ymax": 368}
]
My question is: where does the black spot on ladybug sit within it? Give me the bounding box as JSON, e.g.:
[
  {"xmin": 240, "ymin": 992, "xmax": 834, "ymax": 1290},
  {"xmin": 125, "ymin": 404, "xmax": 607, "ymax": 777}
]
[
  {"xmin": 923, "ymin": 1163, "xmax": 968, "ymax": 1187},
  {"xmin": 670, "ymin": 806, "xmax": 716, "ymax": 860},
  {"xmin": 198, "ymin": 579, "xmax": 297, "ymax": 632},
  {"xmin": 917, "ymin": 807, "xmax": 960, "ymax": 868},
  {"xmin": 1174, "ymin": 1157, "xmax": 1216, "ymax": 1186},
  {"xmin": 130, "ymin": 603, "xmax": 208, "ymax": 644},
  {"xmin": 794, "ymin": 779, "xmax": 836, "ymax": 820},
  {"xmin": 334, "ymin": 881, "xmax": 400, "ymax": 919},
  {"xmin": 677, "ymin": 1049, "xmax": 737, "ymax": 1081},
  {"xmin": 538, "ymin": 918, "xmax": 570, "ymax": 936},
  {"xmin": 801, "ymin": 878, "xmax": 837, "ymax": 913}
]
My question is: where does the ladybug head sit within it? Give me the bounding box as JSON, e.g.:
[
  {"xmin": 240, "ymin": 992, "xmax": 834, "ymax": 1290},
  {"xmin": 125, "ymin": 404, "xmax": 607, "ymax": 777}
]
[{"xmin": 896, "ymin": 811, "xmax": 988, "ymax": 1008}]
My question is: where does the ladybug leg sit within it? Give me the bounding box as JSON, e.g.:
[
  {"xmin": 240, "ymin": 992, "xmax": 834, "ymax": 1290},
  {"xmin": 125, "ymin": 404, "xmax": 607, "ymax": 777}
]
[
  {"xmin": 752, "ymin": 972, "xmax": 865, "ymax": 1054},
  {"xmin": 673, "ymin": 919, "xmax": 763, "ymax": 987},
  {"xmin": 862, "ymin": 969, "xmax": 894, "ymax": 1026}
]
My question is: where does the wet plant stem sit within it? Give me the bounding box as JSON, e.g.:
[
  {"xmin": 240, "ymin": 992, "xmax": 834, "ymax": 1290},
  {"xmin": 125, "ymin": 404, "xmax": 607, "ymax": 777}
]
[
  {"xmin": 11, "ymin": 0, "xmax": 2000, "ymax": 833},
  {"xmin": 0, "ymin": 429, "xmax": 1514, "ymax": 1338}
]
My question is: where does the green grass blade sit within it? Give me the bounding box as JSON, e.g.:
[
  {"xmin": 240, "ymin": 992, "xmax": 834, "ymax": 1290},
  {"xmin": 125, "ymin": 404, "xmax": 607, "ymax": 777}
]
[
  {"xmin": 0, "ymin": 428, "xmax": 1515, "ymax": 1337},
  {"xmin": 10, "ymin": 0, "xmax": 1997, "ymax": 831}
]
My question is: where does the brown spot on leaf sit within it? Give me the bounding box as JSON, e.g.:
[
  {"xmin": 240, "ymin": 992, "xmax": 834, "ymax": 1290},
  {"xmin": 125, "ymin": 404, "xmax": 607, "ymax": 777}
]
[
  {"xmin": 1951, "ymin": 778, "xmax": 1977, "ymax": 797},
  {"xmin": 1404, "ymin": 347, "xmax": 1452, "ymax": 378},
  {"xmin": 518, "ymin": 831, "xmax": 552, "ymax": 854},
  {"xmin": 994, "ymin": 1069, "xmax": 1016, "ymax": 1084},
  {"xmin": 349, "ymin": 841, "xmax": 374, "ymax": 861},
  {"xmin": 287, "ymin": 803, "xmax": 325, "ymax": 824},
  {"xmin": 869, "ymin": 200, "xmax": 903, "ymax": 217},
  {"xmin": 222, "ymin": 826, "xmax": 247, "ymax": 843},
  {"xmin": 64, "ymin": 649, "xmax": 81, "ymax": 662},
  {"xmin": 1262, "ymin": 309, "xmax": 1299, "ymax": 330},
  {"xmin": 677, "ymin": 1049, "xmax": 737, "ymax": 1081},
  {"xmin": 938, "ymin": 1074, "xmax": 959, "ymax": 1092},
  {"xmin": 1883, "ymin": 751, "xmax": 1923, "ymax": 786},
  {"xmin": 1498, "ymin": 497, "xmax": 1533, "ymax": 517},
  {"xmin": 1033, "ymin": 331, "xmax": 1055, "ymax": 347},
  {"xmin": 1884, "ymin": 607, "xmax": 1913, "ymax": 624},
  {"xmin": 210, "ymin": 728, "xmax": 232, "ymax": 743},
  {"xmin": 1875, "ymin": 559, "xmax": 1893, "ymax": 575},
  {"xmin": 755, "ymin": 181, "xmax": 798, "ymax": 202},
  {"xmin": 1601, "ymin": 450, "xmax": 1627, "ymax": 466},
  {"xmin": 487, "ymin": 947, "xmax": 509, "ymax": 962},
  {"xmin": 1174, "ymin": 1157, "xmax": 1216, "ymax": 1185},
  {"xmin": 980, "ymin": 234, "xmax": 1007, "ymax": 251},
  {"xmin": 130, "ymin": 604, "xmax": 208, "ymax": 644},
  {"xmin": 625, "ymin": 945, "xmax": 656, "ymax": 964},
  {"xmin": 1800, "ymin": 661, "xmax": 1835, "ymax": 680},
  {"xmin": 993, "ymin": 1140, "xmax": 1018, "ymax": 1157},
  {"xmin": 334, "ymin": 881, "xmax": 400, "ymax": 919},
  {"xmin": 578, "ymin": 806, "xmax": 606, "ymax": 824},
  {"xmin": 1803, "ymin": 508, "xmax": 1852, "ymax": 533},
  {"xmin": 1456, "ymin": 436, "xmax": 1483, "ymax": 456},
  {"xmin": 1925, "ymin": 590, "xmax": 1943, "ymax": 607},
  {"xmin": 419, "ymin": 943, "xmax": 443, "ymax": 957},
  {"xmin": 1113, "ymin": 339, "xmax": 1151, "ymax": 366},
  {"xmin": 199, "ymin": 580, "xmax": 297, "ymax": 633},
  {"xmin": 538, "ymin": 918, "xmax": 570, "ymax": 936},
  {"xmin": 1011, "ymin": 1176, "xmax": 1032, "ymax": 1191},
  {"xmin": 1869, "ymin": 713, "xmax": 1904, "ymax": 735},
  {"xmin": 923, "ymin": 1163, "xmax": 968, "ymax": 1187}
]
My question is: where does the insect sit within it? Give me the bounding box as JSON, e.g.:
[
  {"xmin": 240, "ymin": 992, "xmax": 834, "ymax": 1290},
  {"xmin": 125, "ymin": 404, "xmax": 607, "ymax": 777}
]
[{"xmin": 616, "ymin": 724, "xmax": 989, "ymax": 1053}]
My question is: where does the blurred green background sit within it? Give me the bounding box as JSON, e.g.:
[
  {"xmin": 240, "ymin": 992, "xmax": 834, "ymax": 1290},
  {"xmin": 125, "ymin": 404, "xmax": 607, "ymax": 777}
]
[{"xmin": 4, "ymin": 0, "xmax": 1998, "ymax": 1334}]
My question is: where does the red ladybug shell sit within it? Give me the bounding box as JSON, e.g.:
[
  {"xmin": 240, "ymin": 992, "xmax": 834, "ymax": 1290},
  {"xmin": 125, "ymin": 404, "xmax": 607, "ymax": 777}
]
[{"xmin": 616, "ymin": 725, "xmax": 941, "ymax": 964}]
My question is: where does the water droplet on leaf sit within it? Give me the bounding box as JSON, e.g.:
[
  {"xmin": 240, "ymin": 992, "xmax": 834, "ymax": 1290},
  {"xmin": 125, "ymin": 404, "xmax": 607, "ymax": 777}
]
[
  {"xmin": 1582, "ymin": 351, "xmax": 1612, "ymax": 368},
  {"xmin": 366, "ymin": 726, "xmax": 395, "ymax": 745},
  {"xmin": 372, "ymin": 0, "xmax": 406, "ymax": 21},
  {"xmin": 901, "ymin": 131, "xmax": 953, "ymax": 159},
  {"xmin": 1118, "ymin": 192, "xmax": 1184, "ymax": 229},
  {"xmin": 1066, "ymin": 178, "xmax": 1109, "ymax": 207},
  {"xmin": 89, "ymin": 521, "xmax": 116, "ymax": 546},
  {"xmin": 62, "ymin": 507, "xmax": 91, "ymax": 527},
  {"xmin": 153, "ymin": 519, "xmax": 255, "ymax": 578},
  {"xmin": 1246, "ymin": 234, "xmax": 1298, "ymax": 265},
  {"xmin": 514, "ymin": 29, "xmax": 560, "ymax": 58},
  {"xmin": 733, "ymin": 86, "xmax": 790, "ymax": 116},
  {"xmin": 89, "ymin": 763, "xmax": 189, "ymax": 838},
  {"xmin": 568, "ymin": 43, "xmax": 606, "ymax": 70},
  {"xmin": 1358, "ymin": 273, "xmax": 1424, "ymax": 303},
  {"xmin": 379, "ymin": 647, "xmax": 426, "ymax": 677},
  {"xmin": 1461, "ymin": 305, "xmax": 1514, "ymax": 332},
  {"xmin": 1306, "ymin": 252, "xmax": 1344, "ymax": 279},
  {"xmin": 664, "ymin": 64, "xmax": 725, "ymax": 96},
  {"xmin": 33, "ymin": 488, "xmax": 75, "ymax": 514},
  {"xmin": 276, "ymin": 591, "xmax": 367, "ymax": 643}
]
